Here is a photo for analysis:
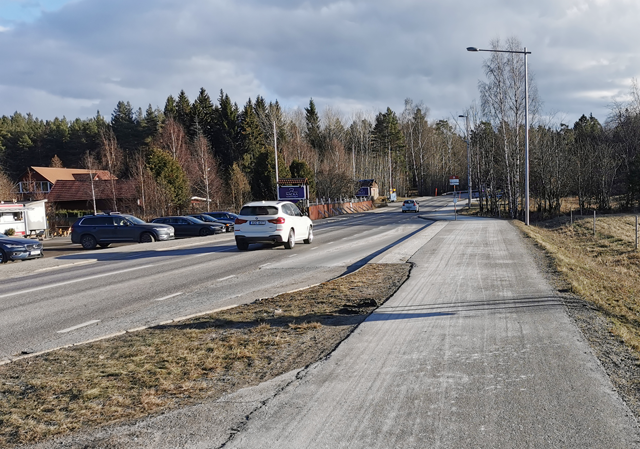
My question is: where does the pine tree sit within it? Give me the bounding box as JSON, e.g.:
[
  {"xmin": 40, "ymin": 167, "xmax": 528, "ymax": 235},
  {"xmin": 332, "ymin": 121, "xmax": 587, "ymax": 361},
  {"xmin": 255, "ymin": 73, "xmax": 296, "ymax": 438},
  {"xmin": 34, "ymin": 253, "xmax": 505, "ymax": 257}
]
[
  {"xmin": 239, "ymin": 98, "xmax": 265, "ymax": 171},
  {"xmin": 212, "ymin": 89, "xmax": 240, "ymax": 170},
  {"xmin": 290, "ymin": 159, "xmax": 316, "ymax": 198},
  {"xmin": 164, "ymin": 95, "xmax": 177, "ymax": 119},
  {"xmin": 176, "ymin": 90, "xmax": 192, "ymax": 132},
  {"xmin": 305, "ymin": 98, "xmax": 322, "ymax": 151},
  {"xmin": 147, "ymin": 147, "xmax": 191, "ymax": 212}
]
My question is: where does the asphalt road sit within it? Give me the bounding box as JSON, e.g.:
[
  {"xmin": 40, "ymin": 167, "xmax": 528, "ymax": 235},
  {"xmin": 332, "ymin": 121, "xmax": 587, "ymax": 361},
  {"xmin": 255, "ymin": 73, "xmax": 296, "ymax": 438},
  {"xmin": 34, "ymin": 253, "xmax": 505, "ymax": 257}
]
[{"xmin": 0, "ymin": 200, "xmax": 436, "ymax": 362}]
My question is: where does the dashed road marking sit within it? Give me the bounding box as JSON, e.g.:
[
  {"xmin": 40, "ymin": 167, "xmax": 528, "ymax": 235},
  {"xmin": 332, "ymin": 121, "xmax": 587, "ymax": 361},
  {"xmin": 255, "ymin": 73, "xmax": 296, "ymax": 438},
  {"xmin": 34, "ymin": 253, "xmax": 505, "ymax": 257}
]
[
  {"xmin": 154, "ymin": 292, "xmax": 183, "ymax": 301},
  {"xmin": 0, "ymin": 265, "xmax": 155, "ymax": 299},
  {"xmin": 57, "ymin": 320, "xmax": 100, "ymax": 334}
]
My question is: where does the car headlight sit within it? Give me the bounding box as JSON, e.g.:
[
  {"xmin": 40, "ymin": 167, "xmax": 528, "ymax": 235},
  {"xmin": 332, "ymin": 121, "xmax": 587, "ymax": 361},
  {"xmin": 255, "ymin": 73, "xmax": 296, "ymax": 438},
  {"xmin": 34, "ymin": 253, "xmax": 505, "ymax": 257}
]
[
  {"xmin": 153, "ymin": 227, "xmax": 169, "ymax": 233},
  {"xmin": 5, "ymin": 244, "xmax": 26, "ymax": 249}
]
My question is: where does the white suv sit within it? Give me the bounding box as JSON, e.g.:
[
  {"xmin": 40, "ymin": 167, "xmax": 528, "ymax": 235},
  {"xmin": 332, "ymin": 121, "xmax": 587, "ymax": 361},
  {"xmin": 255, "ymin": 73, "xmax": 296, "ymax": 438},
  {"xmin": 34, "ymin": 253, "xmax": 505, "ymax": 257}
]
[{"xmin": 234, "ymin": 201, "xmax": 313, "ymax": 250}]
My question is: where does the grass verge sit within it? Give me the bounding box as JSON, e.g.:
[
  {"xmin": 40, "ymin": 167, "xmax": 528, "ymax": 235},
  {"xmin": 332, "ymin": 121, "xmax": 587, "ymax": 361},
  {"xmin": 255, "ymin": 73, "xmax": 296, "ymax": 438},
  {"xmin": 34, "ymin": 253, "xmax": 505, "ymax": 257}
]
[
  {"xmin": 514, "ymin": 215, "xmax": 640, "ymax": 351},
  {"xmin": 0, "ymin": 263, "xmax": 411, "ymax": 447}
]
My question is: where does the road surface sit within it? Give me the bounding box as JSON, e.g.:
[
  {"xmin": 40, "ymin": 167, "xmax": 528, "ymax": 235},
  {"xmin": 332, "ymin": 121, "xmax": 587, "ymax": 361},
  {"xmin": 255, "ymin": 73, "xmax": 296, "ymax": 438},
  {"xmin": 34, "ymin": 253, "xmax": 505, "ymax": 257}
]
[{"xmin": 1, "ymin": 200, "xmax": 435, "ymax": 362}]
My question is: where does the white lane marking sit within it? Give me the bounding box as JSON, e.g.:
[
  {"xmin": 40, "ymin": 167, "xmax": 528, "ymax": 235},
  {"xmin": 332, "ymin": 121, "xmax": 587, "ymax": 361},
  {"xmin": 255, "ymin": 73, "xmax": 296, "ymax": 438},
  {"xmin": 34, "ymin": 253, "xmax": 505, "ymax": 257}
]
[
  {"xmin": 57, "ymin": 320, "xmax": 100, "ymax": 334},
  {"xmin": 260, "ymin": 263, "xmax": 272, "ymax": 268},
  {"xmin": 217, "ymin": 275, "xmax": 235, "ymax": 281},
  {"xmin": 311, "ymin": 247, "xmax": 318, "ymax": 250},
  {"xmin": 35, "ymin": 260, "xmax": 98, "ymax": 272},
  {"xmin": 154, "ymin": 292, "xmax": 183, "ymax": 301},
  {"xmin": 0, "ymin": 264, "xmax": 156, "ymax": 299},
  {"xmin": 288, "ymin": 254, "xmax": 298, "ymax": 258},
  {"xmin": 327, "ymin": 242, "xmax": 334, "ymax": 245}
]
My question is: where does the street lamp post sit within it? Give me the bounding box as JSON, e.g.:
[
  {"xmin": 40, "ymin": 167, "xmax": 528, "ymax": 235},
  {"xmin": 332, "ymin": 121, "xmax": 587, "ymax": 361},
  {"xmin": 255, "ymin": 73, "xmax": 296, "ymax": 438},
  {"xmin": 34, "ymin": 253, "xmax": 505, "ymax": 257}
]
[
  {"xmin": 467, "ymin": 46, "xmax": 531, "ymax": 225},
  {"xmin": 458, "ymin": 114, "xmax": 471, "ymax": 208}
]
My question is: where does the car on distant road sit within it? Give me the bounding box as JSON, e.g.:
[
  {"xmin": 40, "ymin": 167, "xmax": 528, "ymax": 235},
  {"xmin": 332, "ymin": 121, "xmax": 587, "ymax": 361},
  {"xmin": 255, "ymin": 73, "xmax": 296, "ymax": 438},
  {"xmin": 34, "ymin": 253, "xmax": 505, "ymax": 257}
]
[
  {"xmin": 188, "ymin": 214, "xmax": 234, "ymax": 233},
  {"xmin": 401, "ymin": 199, "xmax": 419, "ymax": 213},
  {"xmin": 234, "ymin": 200, "xmax": 313, "ymax": 250},
  {"xmin": 71, "ymin": 213, "xmax": 174, "ymax": 250},
  {"xmin": 151, "ymin": 216, "xmax": 224, "ymax": 237},
  {"xmin": 0, "ymin": 232, "xmax": 44, "ymax": 263}
]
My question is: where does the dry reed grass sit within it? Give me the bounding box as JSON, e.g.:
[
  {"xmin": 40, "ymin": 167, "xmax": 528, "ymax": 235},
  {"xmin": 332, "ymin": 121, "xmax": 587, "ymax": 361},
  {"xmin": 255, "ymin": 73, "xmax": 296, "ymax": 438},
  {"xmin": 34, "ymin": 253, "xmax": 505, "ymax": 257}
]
[{"xmin": 515, "ymin": 215, "xmax": 640, "ymax": 351}]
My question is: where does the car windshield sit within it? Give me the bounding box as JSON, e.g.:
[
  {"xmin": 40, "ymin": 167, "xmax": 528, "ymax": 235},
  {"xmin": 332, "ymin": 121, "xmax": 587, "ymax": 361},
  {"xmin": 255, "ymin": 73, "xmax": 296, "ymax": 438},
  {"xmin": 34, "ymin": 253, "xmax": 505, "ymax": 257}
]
[
  {"xmin": 240, "ymin": 206, "xmax": 279, "ymax": 216},
  {"xmin": 188, "ymin": 217, "xmax": 206, "ymax": 224},
  {"xmin": 124, "ymin": 215, "xmax": 146, "ymax": 224},
  {"xmin": 193, "ymin": 215, "xmax": 216, "ymax": 222}
]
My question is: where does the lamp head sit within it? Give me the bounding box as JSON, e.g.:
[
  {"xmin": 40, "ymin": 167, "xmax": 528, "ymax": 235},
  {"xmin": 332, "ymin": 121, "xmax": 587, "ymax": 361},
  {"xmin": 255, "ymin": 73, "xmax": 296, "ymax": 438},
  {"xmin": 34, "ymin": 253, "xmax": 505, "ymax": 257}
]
[{"xmin": 466, "ymin": 47, "xmax": 479, "ymax": 52}]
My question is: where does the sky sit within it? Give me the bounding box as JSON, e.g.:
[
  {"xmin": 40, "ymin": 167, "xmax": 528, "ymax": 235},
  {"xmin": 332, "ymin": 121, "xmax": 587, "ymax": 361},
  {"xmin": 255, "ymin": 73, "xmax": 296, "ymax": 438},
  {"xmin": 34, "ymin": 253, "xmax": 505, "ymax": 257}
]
[{"xmin": 0, "ymin": 0, "xmax": 639, "ymax": 127}]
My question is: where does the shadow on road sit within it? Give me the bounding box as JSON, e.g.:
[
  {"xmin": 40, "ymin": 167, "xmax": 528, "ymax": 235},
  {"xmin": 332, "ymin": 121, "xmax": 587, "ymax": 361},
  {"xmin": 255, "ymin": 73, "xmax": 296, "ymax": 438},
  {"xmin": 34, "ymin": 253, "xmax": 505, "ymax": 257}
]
[{"xmin": 368, "ymin": 295, "xmax": 564, "ymax": 321}]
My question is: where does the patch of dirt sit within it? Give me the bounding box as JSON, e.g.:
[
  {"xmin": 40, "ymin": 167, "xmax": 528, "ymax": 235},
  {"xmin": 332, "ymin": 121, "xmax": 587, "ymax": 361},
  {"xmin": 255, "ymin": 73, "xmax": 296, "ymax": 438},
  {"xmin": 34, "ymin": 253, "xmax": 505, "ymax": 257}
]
[{"xmin": 515, "ymin": 222, "xmax": 640, "ymax": 420}]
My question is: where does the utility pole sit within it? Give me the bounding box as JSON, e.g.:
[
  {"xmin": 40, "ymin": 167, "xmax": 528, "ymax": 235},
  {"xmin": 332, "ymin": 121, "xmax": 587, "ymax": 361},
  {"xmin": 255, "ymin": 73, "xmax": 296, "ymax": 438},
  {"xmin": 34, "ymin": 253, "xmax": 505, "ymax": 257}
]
[
  {"xmin": 274, "ymin": 121, "xmax": 279, "ymax": 199},
  {"xmin": 459, "ymin": 114, "xmax": 471, "ymax": 208}
]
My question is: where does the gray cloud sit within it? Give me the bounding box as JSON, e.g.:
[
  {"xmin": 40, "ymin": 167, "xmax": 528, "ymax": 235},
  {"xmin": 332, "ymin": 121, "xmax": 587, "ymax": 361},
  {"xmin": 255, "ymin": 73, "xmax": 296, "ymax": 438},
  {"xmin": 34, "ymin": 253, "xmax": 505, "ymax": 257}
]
[{"xmin": 0, "ymin": 0, "xmax": 638, "ymax": 125}]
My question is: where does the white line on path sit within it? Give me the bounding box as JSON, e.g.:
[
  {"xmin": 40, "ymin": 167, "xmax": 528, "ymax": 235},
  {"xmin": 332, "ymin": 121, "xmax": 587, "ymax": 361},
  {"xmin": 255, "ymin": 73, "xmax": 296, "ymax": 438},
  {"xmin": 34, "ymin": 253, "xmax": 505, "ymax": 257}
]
[
  {"xmin": 154, "ymin": 292, "xmax": 183, "ymax": 301},
  {"xmin": 288, "ymin": 254, "xmax": 298, "ymax": 258},
  {"xmin": 217, "ymin": 275, "xmax": 235, "ymax": 281},
  {"xmin": 260, "ymin": 263, "xmax": 272, "ymax": 268},
  {"xmin": 0, "ymin": 265, "xmax": 156, "ymax": 299},
  {"xmin": 57, "ymin": 320, "xmax": 101, "ymax": 334}
]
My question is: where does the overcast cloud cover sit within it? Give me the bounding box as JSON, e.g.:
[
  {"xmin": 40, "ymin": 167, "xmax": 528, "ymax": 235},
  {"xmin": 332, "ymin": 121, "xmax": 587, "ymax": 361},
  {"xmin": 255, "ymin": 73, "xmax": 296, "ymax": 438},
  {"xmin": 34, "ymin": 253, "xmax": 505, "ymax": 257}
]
[{"xmin": 0, "ymin": 0, "xmax": 639, "ymax": 125}]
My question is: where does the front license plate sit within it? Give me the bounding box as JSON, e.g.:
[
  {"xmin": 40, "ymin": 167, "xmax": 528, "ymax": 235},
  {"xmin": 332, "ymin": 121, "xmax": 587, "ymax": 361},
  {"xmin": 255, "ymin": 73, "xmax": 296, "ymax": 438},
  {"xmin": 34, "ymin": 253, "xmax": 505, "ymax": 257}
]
[
  {"xmin": 30, "ymin": 250, "xmax": 41, "ymax": 255},
  {"xmin": 249, "ymin": 220, "xmax": 266, "ymax": 225}
]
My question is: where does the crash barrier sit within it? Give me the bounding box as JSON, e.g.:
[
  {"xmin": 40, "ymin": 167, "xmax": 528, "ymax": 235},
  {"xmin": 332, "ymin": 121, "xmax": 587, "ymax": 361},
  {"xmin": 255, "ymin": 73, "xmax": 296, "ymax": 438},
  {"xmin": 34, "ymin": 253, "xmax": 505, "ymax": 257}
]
[{"xmin": 308, "ymin": 198, "xmax": 373, "ymax": 221}]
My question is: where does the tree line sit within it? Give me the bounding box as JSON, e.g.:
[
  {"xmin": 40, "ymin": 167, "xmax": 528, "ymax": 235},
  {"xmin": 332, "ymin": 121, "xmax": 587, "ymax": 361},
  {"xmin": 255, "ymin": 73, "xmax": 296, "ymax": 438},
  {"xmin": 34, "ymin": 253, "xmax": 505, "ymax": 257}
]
[
  {"xmin": 467, "ymin": 37, "xmax": 640, "ymax": 219},
  {"xmin": 1, "ymin": 39, "xmax": 639, "ymax": 221},
  {"xmin": 0, "ymin": 88, "xmax": 472, "ymax": 217}
]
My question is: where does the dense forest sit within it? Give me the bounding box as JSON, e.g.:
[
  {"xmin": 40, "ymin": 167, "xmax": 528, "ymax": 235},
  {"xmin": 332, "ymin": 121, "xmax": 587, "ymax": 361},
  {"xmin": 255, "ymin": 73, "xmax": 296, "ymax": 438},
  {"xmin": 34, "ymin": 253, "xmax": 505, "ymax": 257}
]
[{"xmin": 1, "ymin": 40, "xmax": 639, "ymax": 220}]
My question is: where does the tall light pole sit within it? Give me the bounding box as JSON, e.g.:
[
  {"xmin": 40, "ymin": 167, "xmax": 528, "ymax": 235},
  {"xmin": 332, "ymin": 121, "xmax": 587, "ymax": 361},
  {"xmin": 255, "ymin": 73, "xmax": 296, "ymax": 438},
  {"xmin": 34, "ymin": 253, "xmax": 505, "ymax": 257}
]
[
  {"xmin": 467, "ymin": 46, "xmax": 531, "ymax": 225},
  {"xmin": 458, "ymin": 114, "xmax": 471, "ymax": 208}
]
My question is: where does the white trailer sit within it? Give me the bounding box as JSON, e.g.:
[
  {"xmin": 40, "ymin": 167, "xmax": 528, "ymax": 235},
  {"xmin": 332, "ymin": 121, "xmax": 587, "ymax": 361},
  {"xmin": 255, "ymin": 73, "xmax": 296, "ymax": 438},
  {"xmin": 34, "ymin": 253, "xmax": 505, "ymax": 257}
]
[{"xmin": 0, "ymin": 200, "xmax": 48, "ymax": 239}]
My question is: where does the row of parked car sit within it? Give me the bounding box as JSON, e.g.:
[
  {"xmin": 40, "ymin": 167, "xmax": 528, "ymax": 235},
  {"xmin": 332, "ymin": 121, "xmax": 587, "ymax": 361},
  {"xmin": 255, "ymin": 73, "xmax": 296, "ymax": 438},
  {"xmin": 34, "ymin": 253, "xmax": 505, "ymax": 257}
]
[
  {"xmin": 69, "ymin": 211, "xmax": 239, "ymax": 250},
  {"xmin": 1, "ymin": 201, "xmax": 314, "ymax": 262}
]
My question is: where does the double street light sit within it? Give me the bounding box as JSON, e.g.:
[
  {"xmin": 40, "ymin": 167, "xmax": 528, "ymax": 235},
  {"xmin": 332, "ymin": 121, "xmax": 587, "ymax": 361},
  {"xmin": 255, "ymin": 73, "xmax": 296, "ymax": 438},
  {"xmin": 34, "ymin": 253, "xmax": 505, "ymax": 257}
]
[{"xmin": 467, "ymin": 46, "xmax": 531, "ymax": 226}]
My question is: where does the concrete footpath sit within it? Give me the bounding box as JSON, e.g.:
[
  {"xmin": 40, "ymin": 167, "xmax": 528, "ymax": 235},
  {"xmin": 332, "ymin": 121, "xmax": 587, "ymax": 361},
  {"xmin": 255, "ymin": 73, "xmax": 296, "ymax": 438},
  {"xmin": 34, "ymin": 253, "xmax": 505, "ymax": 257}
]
[{"xmin": 225, "ymin": 218, "xmax": 640, "ymax": 448}]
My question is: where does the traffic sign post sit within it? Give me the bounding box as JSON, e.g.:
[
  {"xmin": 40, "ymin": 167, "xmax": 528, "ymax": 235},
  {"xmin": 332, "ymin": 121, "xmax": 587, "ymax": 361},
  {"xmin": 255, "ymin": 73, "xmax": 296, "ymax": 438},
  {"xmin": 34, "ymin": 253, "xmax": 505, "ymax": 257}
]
[{"xmin": 449, "ymin": 176, "xmax": 459, "ymax": 220}]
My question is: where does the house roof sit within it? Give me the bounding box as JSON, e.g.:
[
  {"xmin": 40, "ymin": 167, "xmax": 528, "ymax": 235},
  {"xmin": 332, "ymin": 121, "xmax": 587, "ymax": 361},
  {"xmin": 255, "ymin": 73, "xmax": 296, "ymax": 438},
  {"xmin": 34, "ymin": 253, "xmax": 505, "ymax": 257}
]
[
  {"xmin": 25, "ymin": 167, "xmax": 116, "ymax": 183},
  {"xmin": 47, "ymin": 180, "xmax": 137, "ymax": 202}
]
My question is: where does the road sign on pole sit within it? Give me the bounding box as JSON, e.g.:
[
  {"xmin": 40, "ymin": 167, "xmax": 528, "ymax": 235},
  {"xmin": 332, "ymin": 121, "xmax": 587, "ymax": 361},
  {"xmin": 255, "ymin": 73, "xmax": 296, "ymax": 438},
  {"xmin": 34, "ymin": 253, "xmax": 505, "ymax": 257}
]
[{"xmin": 449, "ymin": 176, "xmax": 459, "ymax": 186}]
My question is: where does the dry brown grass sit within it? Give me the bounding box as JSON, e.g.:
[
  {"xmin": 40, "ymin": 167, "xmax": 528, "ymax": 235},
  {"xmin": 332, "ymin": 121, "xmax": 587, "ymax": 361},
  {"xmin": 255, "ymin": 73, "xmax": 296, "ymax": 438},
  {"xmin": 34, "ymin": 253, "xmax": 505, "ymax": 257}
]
[
  {"xmin": 515, "ymin": 215, "xmax": 640, "ymax": 351},
  {"xmin": 0, "ymin": 263, "xmax": 410, "ymax": 447}
]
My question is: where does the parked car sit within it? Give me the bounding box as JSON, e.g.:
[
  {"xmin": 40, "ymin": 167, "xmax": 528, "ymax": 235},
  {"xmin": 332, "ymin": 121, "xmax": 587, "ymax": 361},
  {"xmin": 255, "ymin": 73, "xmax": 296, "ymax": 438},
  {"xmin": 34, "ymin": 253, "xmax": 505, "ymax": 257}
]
[
  {"xmin": 0, "ymin": 232, "xmax": 44, "ymax": 263},
  {"xmin": 202, "ymin": 211, "xmax": 238, "ymax": 230},
  {"xmin": 151, "ymin": 216, "xmax": 224, "ymax": 237},
  {"xmin": 188, "ymin": 214, "xmax": 234, "ymax": 233},
  {"xmin": 71, "ymin": 213, "xmax": 174, "ymax": 250},
  {"xmin": 234, "ymin": 201, "xmax": 313, "ymax": 250},
  {"xmin": 402, "ymin": 199, "xmax": 419, "ymax": 213}
]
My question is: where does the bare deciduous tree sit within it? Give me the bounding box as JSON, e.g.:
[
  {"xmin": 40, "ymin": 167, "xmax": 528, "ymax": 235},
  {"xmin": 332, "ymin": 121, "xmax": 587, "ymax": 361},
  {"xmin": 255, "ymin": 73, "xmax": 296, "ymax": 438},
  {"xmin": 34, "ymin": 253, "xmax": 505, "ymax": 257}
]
[{"xmin": 100, "ymin": 128, "xmax": 123, "ymax": 211}]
